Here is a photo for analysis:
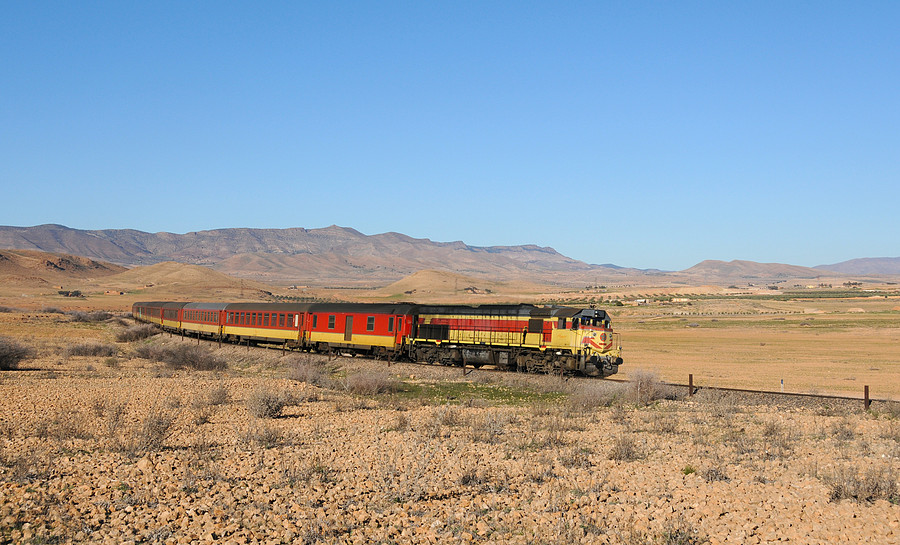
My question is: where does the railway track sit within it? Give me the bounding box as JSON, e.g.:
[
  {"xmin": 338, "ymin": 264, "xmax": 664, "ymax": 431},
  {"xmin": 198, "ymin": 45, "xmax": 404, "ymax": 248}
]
[{"xmin": 163, "ymin": 327, "xmax": 894, "ymax": 409}]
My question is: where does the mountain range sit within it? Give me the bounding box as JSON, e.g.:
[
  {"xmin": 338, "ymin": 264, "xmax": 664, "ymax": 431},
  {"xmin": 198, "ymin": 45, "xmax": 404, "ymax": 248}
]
[{"xmin": 0, "ymin": 224, "xmax": 896, "ymax": 286}]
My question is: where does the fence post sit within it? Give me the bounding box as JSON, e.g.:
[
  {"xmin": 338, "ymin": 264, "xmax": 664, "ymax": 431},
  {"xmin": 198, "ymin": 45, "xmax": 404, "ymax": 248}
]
[
  {"xmin": 688, "ymin": 374, "xmax": 694, "ymax": 397},
  {"xmin": 864, "ymin": 385, "xmax": 870, "ymax": 410}
]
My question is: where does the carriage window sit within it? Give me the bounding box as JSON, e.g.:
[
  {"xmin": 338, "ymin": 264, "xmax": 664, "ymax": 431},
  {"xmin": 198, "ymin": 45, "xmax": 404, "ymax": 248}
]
[
  {"xmin": 328, "ymin": 315, "xmax": 335, "ymax": 329},
  {"xmin": 388, "ymin": 317, "xmax": 394, "ymax": 332},
  {"xmin": 287, "ymin": 313, "xmax": 293, "ymax": 328},
  {"xmin": 367, "ymin": 316, "xmax": 375, "ymax": 331},
  {"xmin": 558, "ymin": 318, "xmax": 566, "ymax": 329},
  {"xmin": 279, "ymin": 314, "xmax": 285, "ymax": 327},
  {"xmin": 263, "ymin": 313, "xmax": 269, "ymax": 327},
  {"xmin": 313, "ymin": 315, "xmax": 318, "ymax": 328}
]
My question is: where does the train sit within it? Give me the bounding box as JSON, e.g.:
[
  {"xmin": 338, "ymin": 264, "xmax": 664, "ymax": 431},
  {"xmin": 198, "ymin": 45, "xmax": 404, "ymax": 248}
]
[{"xmin": 132, "ymin": 301, "xmax": 623, "ymax": 376}]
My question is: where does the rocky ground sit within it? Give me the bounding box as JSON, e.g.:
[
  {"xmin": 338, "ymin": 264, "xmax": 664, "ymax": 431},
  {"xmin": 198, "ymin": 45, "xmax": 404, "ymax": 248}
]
[{"xmin": 0, "ymin": 311, "xmax": 899, "ymax": 544}]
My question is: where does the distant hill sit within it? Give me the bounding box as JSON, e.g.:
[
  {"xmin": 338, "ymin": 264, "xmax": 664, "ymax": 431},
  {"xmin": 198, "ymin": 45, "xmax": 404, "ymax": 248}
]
[
  {"xmin": 681, "ymin": 260, "xmax": 831, "ymax": 281},
  {"xmin": 370, "ymin": 269, "xmax": 545, "ymax": 302},
  {"xmin": 0, "ymin": 249, "xmax": 125, "ymax": 286},
  {"xmin": 2, "ymin": 224, "xmax": 895, "ymax": 288},
  {"xmin": 0, "ymin": 224, "xmax": 619, "ymax": 286},
  {"xmin": 815, "ymin": 257, "xmax": 900, "ymax": 276},
  {"xmin": 95, "ymin": 262, "xmax": 276, "ymax": 299}
]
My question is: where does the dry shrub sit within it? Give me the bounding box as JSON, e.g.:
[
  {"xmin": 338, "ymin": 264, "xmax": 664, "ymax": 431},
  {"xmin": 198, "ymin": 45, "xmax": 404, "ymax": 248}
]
[
  {"xmin": 528, "ymin": 414, "xmax": 570, "ymax": 449},
  {"xmin": 0, "ymin": 336, "xmax": 33, "ymax": 370},
  {"xmin": 423, "ymin": 404, "xmax": 459, "ymax": 438},
  {"xmin": 133, "ymin": 343, "xmax": 226, "ymax": 371},
  {"xmin": 826, "ymin": 464, "xmax": 899, "ymax": 503},
  {"xmin": 627, "ymin": 369, "xmax": 668, "ymax": 406},
  {"xmin": 133, "ymin": 404, "xmax": 177, "ymax": 453},
  {"xmin": 558, "ymin": 447, "xmax": 592, "ymax": 469},
  {"xmin": 568, "ymin": 381, "xmax": 628, "ymax": 409},
  {"xmin": 34, "ymin": 408, "xmax": 93, "ymax": 442},
  {"xmin": 286, "ymin": 355, "xmax": 330, "ymax": 387},
  {"xmin": 701, "ymin": 463, "xmax": 730, "ymax": 483},
  {"xmin": 0, "ymin": 306, "xmax": 15, "ymax": 313},
  {"xmin": 344, "ymin": 371, "xmax": 399, "ymax": 395},
  {"xmin": 242, "ymin": 421, "xmax": 283, "ymax": 448},
  {"xmin": 389, "ymin": 412, "xmax": 410, "ymax": 432},
  {"xmin": 41, "ymin": 306, "xmax": 65, "ymax": 314},
  {"xmin": 650, "ymin": 411, "xmax": 680, "ymax": 434},
  {"xmin": 830, "ymin": 417, "xmax": 856, "ymax": 441},
  {"xmin": 63, "ymin": 342, "xmax": 118, "ymax": 358},
  {"xmin": 608, "ymin": 433, "xmax": 642, "ymax": 461},
  {"xmin": 116, "ymin": 324, "xmax": 160, "ymax": 342},
  {"xmin": 469, "ymin": 411, "xmax": 509, "ymax": 444},
  {"xmin": 659, "ymin": 514, "xmax": 710, "ymax": 545},
  {"xmin": 103, "ymin": 401, "xmax": 128, "ymax": 441},
  {"xmin": 694, "ymin": 389, "xmax": 742, "ymax": 417},
  {"xmin": 206, "ymin": 382, "xmax": 230, "ymax": 406},
  {"xmin": 246, "ymin": 387, "xmax": 294, "ymax": 418},
  {"xmin": 68, "ymin": 310, "xmax": 112, "ymax": 322},
  {"xmin": 761, "ymin": 420, "xmax": 794, "ymax": 458},
  {"xmin": 283, "ymin": 453, "xmax": 334, "ymax": 485},
  {"xmin": 881, "ymin": 401, "xmax": 900, "ymax": 420}
]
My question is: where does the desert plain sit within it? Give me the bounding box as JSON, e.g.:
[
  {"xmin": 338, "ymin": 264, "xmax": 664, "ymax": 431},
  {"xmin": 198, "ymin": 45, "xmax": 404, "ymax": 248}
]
[{"xmin": 1, "ymin": 257, "xmax": 900, "ymax": 544}]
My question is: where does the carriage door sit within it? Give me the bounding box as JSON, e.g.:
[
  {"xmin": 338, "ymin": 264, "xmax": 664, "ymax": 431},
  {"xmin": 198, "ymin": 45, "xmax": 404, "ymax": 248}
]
[{"xmin": 344, "ymin": 316, "xmax": 353, "ymax": 342}]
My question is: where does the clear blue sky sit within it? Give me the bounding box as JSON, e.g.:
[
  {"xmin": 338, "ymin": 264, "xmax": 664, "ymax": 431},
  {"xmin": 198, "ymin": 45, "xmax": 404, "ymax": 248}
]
[{"xmin": 2, "ymin": 2, "xmax": 897, "ymax": 270}]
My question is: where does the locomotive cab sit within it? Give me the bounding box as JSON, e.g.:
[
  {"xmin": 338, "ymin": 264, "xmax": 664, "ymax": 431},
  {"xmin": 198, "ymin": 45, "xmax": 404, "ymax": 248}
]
[{"xmin": 569, "ymin": 308, "xmax": 622, "ymax": 376}]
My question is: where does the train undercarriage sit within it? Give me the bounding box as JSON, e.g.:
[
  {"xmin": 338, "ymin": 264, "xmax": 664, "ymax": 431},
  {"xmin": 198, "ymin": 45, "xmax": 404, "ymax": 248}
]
[{"xmin": 409, "ymin": 342, "xmax": 620, "ymax": 377}]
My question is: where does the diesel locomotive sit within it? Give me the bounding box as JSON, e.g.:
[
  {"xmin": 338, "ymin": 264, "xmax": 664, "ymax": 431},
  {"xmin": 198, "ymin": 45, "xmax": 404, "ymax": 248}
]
[{"xmin": 132, "ymin": 301, "xmax": 623, "ymax": 376}]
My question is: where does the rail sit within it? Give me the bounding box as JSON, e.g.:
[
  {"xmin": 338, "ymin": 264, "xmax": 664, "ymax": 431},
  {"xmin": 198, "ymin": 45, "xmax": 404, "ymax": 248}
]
[{"xmin": 161, "ymin": 325, "xmax": 893, "ymax": 409}]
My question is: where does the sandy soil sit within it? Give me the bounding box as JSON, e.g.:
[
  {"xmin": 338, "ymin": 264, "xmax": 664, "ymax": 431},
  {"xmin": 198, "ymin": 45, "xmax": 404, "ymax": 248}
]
[{"xmin": 0, "ymin": 314, "xmax": 898, "ymax": 544}]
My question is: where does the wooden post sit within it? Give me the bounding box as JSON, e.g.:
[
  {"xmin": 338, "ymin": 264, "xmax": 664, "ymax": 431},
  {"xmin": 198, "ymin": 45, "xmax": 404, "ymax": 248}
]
[
  {"xmin": 864, "ymin": 385, "xmax": 870, "ymax": 410},
  {"xmin": 688, "ymin": 374, "xmax": 694, "ymax": 397}
]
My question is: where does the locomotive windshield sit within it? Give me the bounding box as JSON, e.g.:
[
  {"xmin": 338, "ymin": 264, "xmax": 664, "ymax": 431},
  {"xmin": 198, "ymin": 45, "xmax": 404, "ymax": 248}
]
[{"xmin": 572, "ymin": 309, "xmax": 610, "ymax": 329}]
